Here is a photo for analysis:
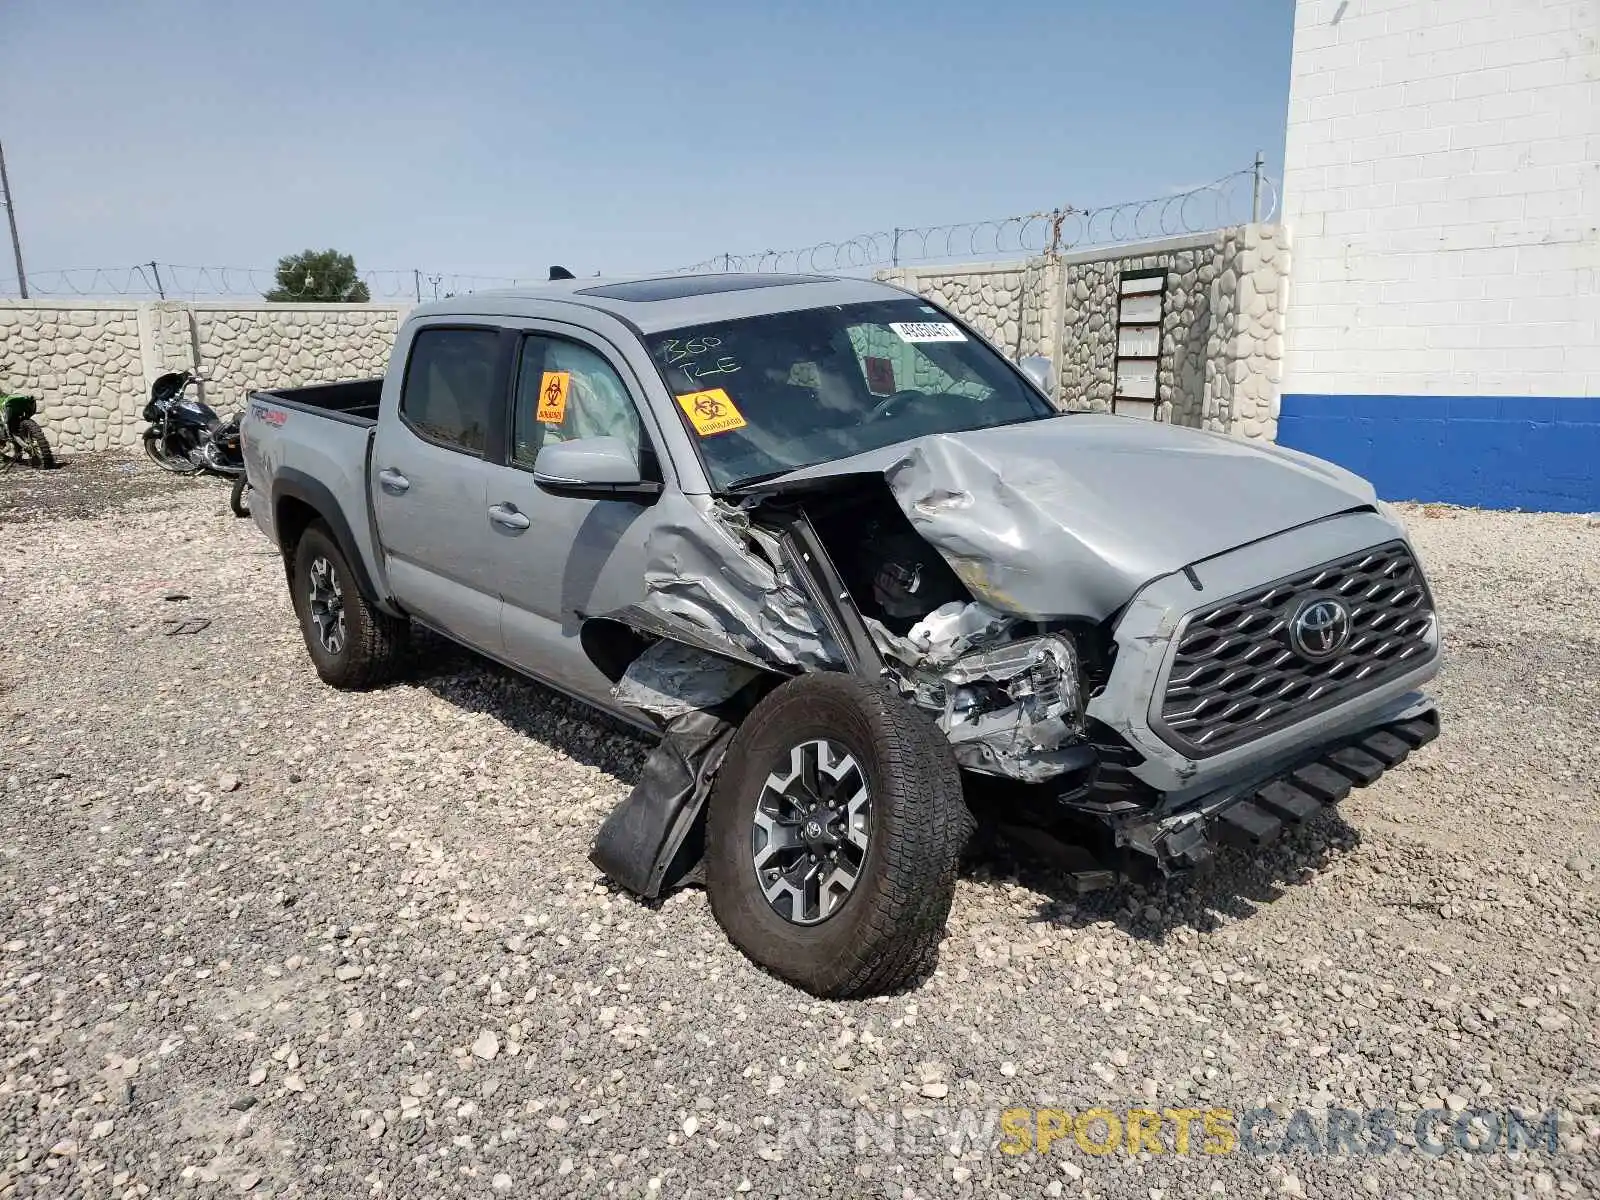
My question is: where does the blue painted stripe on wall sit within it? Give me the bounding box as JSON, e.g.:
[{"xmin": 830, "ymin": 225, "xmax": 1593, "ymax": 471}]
[{"xmin": 1277, "ymin": 394, "xmax": 1600, "ymax": 513}]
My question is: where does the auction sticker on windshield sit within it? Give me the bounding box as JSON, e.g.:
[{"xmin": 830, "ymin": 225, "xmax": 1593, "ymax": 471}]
[
  {"xmin": 889, "ymin": 321, "xmax": 967, "ymax": 343},
  {"xmin": 676, "ymin": 388, "xmax": 748, "ymax": 436}
]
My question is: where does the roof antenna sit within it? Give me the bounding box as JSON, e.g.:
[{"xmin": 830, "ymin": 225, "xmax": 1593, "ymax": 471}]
[{"xmin": 548, "ymin": 265, "xmax": 576, "ymax": 281}]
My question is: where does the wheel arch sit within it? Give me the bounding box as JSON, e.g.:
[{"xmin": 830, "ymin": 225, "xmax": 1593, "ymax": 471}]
[{"xmin": 271, "ymin": 468, "xmax": 386, "ymax": 607}]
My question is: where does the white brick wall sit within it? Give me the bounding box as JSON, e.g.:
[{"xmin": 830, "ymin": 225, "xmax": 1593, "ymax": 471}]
[{"xmin": 1281, "ymin": 0, "xmax": 1600, "ymax": 397}]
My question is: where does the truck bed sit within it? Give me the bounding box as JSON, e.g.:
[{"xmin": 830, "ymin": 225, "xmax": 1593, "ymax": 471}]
[
  {"xmin": 241, "ymin": 378, "xmax": 385, "ymax": 584},
  {"xmin": 250, "ymin": 379, "xmax": 383, "ymax": 426}
]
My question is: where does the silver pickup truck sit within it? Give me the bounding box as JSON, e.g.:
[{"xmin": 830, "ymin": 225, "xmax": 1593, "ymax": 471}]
[{"xmin": 241, "ymin": 272, "xmax": 1441, "ymax": 997}]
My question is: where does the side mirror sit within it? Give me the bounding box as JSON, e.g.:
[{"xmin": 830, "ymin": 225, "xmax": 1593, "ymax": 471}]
[
  {"xmin": 533, "ymin": 436, "xmax": 660, "ymax": 502},
  {"xmin": 1018, "ymin": 355, "xmax": 1055, "ymax": 399}
]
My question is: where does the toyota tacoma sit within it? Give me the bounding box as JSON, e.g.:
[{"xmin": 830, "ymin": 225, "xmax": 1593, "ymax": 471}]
[{"xmin": 239, "ymin": 272, "xmax": 1441, "ymax": 997}]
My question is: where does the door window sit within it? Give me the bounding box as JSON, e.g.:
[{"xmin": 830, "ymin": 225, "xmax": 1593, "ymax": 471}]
[
  {"xmin": 511, "ymin": 336, "xmax": 644, "ymax": 468},
  {"xmin": 400, "ymin": 327, "xmax": 501, "ymax": 455}
]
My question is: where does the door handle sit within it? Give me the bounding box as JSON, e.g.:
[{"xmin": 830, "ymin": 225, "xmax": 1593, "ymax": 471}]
[
  {"xmin": 378, "ymin": 468, "xmax": 410, "ymax": 494},
  {"xmin": 488, "ymin": 502, "xmax": 530, "ymax": 531}
]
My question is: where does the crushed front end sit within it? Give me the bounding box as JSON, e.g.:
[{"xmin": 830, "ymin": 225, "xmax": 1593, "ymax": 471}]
[
  {"xmin": 588, "ymin": 463, "xmax": 1443, "ymax": 898},
  {"xmin": 845, "ymin": 498, "xmax": 1444, "ymax": 886}
]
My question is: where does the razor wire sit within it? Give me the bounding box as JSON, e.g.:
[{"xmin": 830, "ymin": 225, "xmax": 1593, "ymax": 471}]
[
  {"xmin": 0, "ymin": 164, "xmax": 1278, "ymax": 299},
  {"xmin": 671, "ymin": 167, "xmax": 1278, "ymax": 275}
]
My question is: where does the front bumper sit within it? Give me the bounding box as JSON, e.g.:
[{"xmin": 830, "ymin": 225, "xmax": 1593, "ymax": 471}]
[{"xmin": 1107, "ymin": 697, "xmax": 1440, "ymax": 874}]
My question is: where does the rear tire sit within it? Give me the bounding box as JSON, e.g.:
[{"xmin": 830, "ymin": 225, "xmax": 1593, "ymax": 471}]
[
  {"xmin": 15, "ymin": 419, "xmax": 54, "ymax": 469},
  {"xmin": 290, "ymin": 522, "xmax": 408, "ymax": 689},
  {"xmin": 705, "ymin": 673, "xmax": 972, "ymax": 997},
  {"xmin": 229, "ymin": 475, "xmax": 250, "ymax": 518}
]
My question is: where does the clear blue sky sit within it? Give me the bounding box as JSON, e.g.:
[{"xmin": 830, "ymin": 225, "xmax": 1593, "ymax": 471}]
[{"xmin": 1, "ymin": 0, "xmax": 1294, "ymax": 295}]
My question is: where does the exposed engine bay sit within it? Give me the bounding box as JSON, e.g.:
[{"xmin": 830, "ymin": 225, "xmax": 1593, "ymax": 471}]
[
  {"xmin": 803, "ymin": 484, "xmax": 1091, "ymax": 783},
  {"xmin": 587, "ymin": 475, "xmax": 1105, "ymax": 899}
]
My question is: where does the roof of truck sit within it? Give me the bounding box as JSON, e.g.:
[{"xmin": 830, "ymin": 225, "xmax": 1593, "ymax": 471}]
[{"xmin": 407, "ymin": 272, "xmax": 912, "ymax": 334}]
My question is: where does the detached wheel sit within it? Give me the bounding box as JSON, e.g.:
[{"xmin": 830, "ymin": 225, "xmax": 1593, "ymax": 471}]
[
  {"xmin": 290, "ymin": 522, "xmax": 407, "ymax": 689},
  {"xmin": 706, "ymin": 673, "xmax": 972, "ymax": 998}
]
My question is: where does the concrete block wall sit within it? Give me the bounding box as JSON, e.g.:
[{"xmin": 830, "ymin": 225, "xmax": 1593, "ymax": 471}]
[
  {"xmin": 881, "ymin": 223, "xmax": 1291, "ymax": 439},
  {"xmin": 1278, "ymin": 0, "xmax": 1600, "ymax": 510},
  {"xmin": 0, "ymin": 301, "xmax": 409, "ymax": 453}
]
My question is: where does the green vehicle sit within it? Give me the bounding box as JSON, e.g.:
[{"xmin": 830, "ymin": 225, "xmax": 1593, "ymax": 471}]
[{"xmin": 1, "ymin": 366, "xmax": 55, "ymax": 470}]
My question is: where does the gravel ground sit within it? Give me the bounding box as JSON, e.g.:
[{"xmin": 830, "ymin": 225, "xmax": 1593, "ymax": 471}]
[{"xmin": 1, "ymin": 455, "xmax": 1596, "ymax": 1199}]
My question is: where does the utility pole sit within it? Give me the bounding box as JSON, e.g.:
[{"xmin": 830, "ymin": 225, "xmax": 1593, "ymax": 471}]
[
  {"xmin": 413, "ymin": 268, "xmax": 422, "ymax": 303},
  {"xmin": 1251, "ymin": 150, "xmax": 1265, "ymax": 223},
  {"xmin": 148, "ymin": 261, "xmax": 166, "ymax": 300},
  {"xmin": 0, "ymin": 137, "xmax": 29, "ymax": 299}
]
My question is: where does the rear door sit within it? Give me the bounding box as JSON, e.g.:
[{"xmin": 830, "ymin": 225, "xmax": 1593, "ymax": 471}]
[
  {"xmin": 486, "ymin": 326, "xmax": 664, "ymax": 704},
  {"xmin": 370, "ymin": 324, "xmax": 510, "ymax": 655}
]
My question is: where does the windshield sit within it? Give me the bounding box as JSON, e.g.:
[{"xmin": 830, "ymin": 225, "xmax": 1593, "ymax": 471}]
[{"xmin": 644, "ymin": 299, "xmax": 1054, "ymax": 490}]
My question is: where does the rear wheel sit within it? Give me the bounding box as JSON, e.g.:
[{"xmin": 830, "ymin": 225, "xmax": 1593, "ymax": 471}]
[
  {"xmin": 12, "ymin": 419, "xmax": 54, "ymax": 469},
  {"xmin": 229, "ymin": 475, "xmax": 251, "ymax": 518},
  {"xmin": 290, "ymin": 523, "xmax": 408, "ymax": 689},
  {"xmin": 706, "ymin": 673, "xmax": 972, "ymax": 997},
  {"xmin": 143, "ymin": 427, "xmax": 203, "ymax": 474}
]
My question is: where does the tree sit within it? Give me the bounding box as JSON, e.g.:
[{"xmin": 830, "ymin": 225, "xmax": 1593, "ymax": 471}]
[{"xmin": 264, "ymin": 249, "xmax": 371, "ymax": 302}]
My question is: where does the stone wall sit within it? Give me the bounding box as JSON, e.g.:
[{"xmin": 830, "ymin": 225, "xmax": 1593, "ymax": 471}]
[
  {"xmin": 0, "ymin": 301, "xmax": 409, "ymax": 453},
  {"xmin": 191, "ymin": 308, "xmax": 402, "ymax": 406},
  {"xmin": 0, "ymin": 305, "xmax": 147, "ymax": 453},
  {"xmin": 5, "ymin": 231, "xmax": 1292, "ymax": 454},
  {"xmin": 880, "ymin": 223, "xmax": 1291, "ymax": 440}
]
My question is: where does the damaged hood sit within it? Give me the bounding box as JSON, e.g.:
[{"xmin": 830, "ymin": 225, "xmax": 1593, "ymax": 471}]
[{"xmin": 756, "ymin": 415, "xmax": 1379, "ymax": 620}]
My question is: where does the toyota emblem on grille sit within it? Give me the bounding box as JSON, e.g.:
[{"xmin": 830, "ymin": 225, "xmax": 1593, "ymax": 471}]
[{"xmin": 1289, "ymin": 597, "xmax": 1352, "ymax": 661}]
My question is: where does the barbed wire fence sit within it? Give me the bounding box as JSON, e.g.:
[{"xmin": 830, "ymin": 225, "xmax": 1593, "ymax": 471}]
[
  {"xmin": 0, "ymin": 162, "xmax": 1276, "ymax": 300},
  {"xmin": 667, "ymin": 163, "xmax": 1277, "ymax": 276}
]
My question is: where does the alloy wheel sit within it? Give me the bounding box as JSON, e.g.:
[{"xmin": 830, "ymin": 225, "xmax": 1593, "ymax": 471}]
[
  {"xmin": 307, "ymin": 556, "xmax": 347, "ymax": 655},
  {"xmin": 750, "ymin": 738, "xmax": 871, "ymax": 925}
]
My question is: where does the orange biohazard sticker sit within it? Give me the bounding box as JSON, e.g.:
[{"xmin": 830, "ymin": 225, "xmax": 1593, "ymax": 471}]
[
  {"xmin": 675, "ymin": 388, "xmax": 747, "ymax": 436},
  {"xmin": 536, "ymin": 371, "xmax": 570, "ymax": 423}
]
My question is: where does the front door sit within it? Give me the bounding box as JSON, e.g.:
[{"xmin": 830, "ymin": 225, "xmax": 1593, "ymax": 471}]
[
  {"xmin": 370, "ymin": 324, "xmax": 507, "ymax": 656},
  {"xmin": 486, "ymin": 329, "xmax": 660, "ymax": 705}
]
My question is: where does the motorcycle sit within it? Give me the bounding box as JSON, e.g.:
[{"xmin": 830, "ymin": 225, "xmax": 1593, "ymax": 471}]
[
  {"xmin": 1, "ymin": 366, "xmax": 56, "ymax": 471},
  {"xmin": 142, "ymin": 370, "xmax": 245, "ymax": 482}
]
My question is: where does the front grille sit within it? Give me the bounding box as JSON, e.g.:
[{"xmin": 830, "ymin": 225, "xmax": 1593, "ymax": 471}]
[{"xmin": 1156, "ymin": 542, "xmax": 1435, "ymax": 756}]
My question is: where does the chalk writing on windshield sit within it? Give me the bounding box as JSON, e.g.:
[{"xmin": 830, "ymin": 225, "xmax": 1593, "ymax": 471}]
[{"xmin": 659, "ymin": 335, "xmax": 742, "ymax": 383}]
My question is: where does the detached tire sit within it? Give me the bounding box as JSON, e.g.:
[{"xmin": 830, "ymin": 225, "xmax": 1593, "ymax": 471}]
[
  {"xmin": 706, "ymin": 673, "xmax": 972, "ymax": 998},
  {"xmin": 290, "ymin": 522, "xmax": 407, "ymax": 689}
]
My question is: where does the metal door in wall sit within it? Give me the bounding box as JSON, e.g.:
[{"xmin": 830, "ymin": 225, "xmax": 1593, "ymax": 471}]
[{"xmin": 1112, "ymin": 267, "xmax": 1166, "ymax": 420}]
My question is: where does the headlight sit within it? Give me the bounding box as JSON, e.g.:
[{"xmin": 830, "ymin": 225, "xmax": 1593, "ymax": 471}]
[
  {"xmin": 942, "ymin": 634, "xmax": 1082, "ymax": 729},
  {"xmin": 881, "ymin": 630, "xmax": 1089, "ymax": 781}
]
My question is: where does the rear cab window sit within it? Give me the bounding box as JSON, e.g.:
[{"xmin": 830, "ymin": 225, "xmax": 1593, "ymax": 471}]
[{"xmin": 400, "ymin": 327, "xmax": 502, "ymax": 455}]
